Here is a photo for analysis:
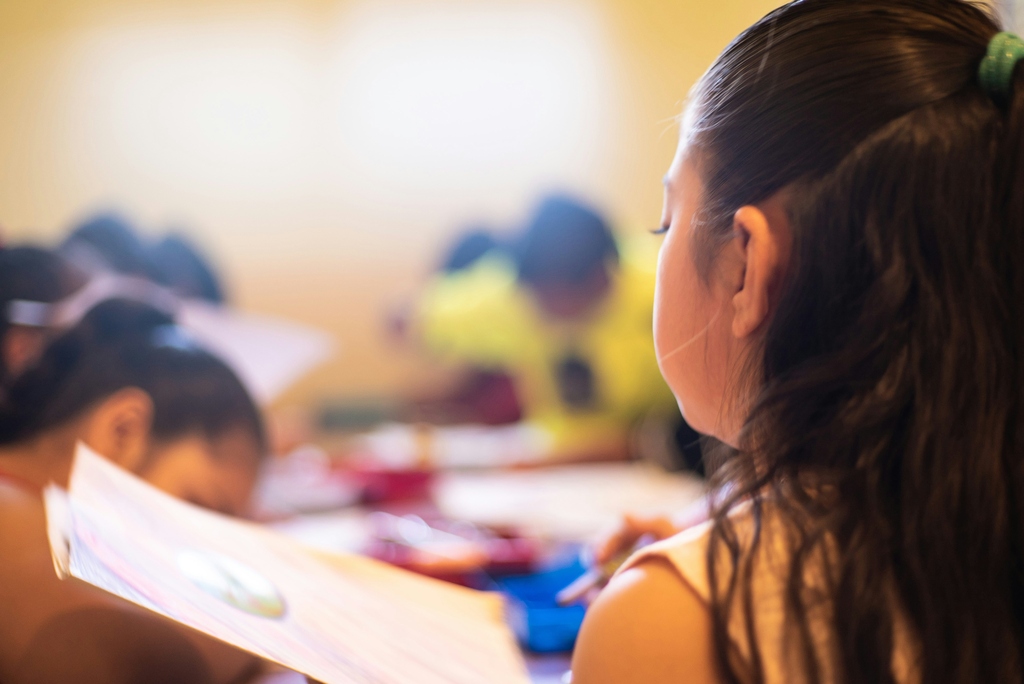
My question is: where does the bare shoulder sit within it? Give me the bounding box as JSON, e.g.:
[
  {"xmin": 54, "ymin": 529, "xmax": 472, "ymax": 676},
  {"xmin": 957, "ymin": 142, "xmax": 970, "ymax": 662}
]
[
  {"xmin": 0, "ymin": 487, "xmax": 52, "ymax": 581},
  {"xmin": 0, "ymin": 490, "xmax": 105, "ymax": 661},
  {"xmin": 571, "ymin": 557, "xmax": 722, "ymax": 684},
  {"xmin": 0, "ymin": 490, "xmax": 229, "ymax": 684}
]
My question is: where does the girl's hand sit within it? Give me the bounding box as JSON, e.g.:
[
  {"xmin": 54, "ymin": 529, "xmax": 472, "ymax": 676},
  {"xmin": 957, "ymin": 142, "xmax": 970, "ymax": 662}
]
[
  {"xmin": 557, "ymin": 515, "xmax": 680, "ymax": 607},
  {"xmin": 559, "ymin": 499, "xmax": 711, "ymax": 606},
  {"xmin": 595, "ymin": 495, "xmax": 713, "ymax": 565},
  {"xmin": 593, "ymin": 514, "xmax": 679, "ymax": 567}
]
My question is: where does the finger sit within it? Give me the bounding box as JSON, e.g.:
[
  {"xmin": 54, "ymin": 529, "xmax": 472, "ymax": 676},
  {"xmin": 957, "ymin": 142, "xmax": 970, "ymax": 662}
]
[
  {"xmin": 593, "ymin": 536, "xmax": 619, "ymax": 566},
  {"xmin": 648, "ymin": 516, "xmax": 679, "ymax": 540},
  {"xmin": 594, "ymin": 529, "xmax": 638, "ymax": 565},
  {"xmin": 594, "ymin": 514, "xmax": 646, "ymax": 564}
]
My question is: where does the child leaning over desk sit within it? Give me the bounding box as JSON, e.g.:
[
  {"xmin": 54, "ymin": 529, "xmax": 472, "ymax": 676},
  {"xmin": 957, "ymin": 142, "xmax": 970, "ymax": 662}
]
[
  {"xmin": 573, "ymin": 1, "xmax": 1024, "ymax": 683},
  {"xmin": 0, "ymin": 300, "xmax": 266, "ymax": 684},
  {"xmin": 414, "ymin": 195, "xmax": 698, "ymax": 465}
]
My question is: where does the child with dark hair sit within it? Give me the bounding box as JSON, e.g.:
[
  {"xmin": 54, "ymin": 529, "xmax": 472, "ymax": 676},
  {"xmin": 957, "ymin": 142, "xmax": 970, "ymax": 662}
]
[
  {"xmin": 59, "ymin": 213, "xmax": 156, "ymax": 279},
  {"xmin": 573, "ymin": 1, "xmax": 1024, "ymax": 683},
  {"xmin": 0, "ymin": 247, "xmax": 85, "ymax": 385},
  {"xmin": 0, "ymin": 299, "xmax": 267, "ymax": 684},
  {"xmin": 415, "ymin": 194, "xmax": 685, "ymax": 461},
  {"xmin": 62, "ymin": 214, "xmax": 228, "ymax": 305},
  {"xmin": 513, "ymin": 195, "xmax": 619, "ymax": 320},
  {"xmin": 149, "ymin": 234, "xmax": 227, "ymax": 304}
]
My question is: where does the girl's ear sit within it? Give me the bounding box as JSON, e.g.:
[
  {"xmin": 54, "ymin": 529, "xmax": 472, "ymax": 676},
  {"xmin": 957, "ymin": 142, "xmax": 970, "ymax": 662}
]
[
  {"xmin": 81, "ymin": 388, "xmax": 154, "ymax": 473},
  {"xmin": 730, "ymin": 195, "xmax": 791, "ymax": 339}
]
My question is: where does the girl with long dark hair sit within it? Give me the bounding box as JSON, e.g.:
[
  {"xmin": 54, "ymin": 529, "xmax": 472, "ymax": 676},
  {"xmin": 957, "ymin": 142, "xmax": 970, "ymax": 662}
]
[{"xmin": 573, "ymin": 1, "xmax": 1024, "ymax": 682}]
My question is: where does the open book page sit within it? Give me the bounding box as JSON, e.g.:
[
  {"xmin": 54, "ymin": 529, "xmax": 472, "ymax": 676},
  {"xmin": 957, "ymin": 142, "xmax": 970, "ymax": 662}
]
[{"xmin": 45, "ymin": 443, "xmax": 529, "ymax": 684}]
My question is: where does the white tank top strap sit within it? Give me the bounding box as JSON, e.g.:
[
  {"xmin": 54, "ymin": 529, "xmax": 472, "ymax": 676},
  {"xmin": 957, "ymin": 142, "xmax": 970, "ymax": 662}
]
[
  {"xmin": 613, "ymin": 503, "xmax": 919, "ymax": 684},
  {"xmin": 616, "ymin": 520, "xmax": 715, "ymax": 601}
]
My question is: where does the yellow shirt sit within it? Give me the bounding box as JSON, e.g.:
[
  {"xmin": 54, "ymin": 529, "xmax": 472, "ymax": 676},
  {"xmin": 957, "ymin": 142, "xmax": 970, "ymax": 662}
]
[{"xmin": 416, "ymin": 234, "xmax": 675, "ymax": 452}]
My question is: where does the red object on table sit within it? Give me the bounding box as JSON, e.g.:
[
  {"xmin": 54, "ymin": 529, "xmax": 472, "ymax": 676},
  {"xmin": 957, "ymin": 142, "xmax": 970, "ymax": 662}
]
[{"xmin": 347, "ymin": 464, "xmax": 435, "ymax": 504}]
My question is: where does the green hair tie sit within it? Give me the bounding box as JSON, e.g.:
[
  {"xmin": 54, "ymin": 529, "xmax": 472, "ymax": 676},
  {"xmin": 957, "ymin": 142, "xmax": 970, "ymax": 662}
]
[{"xmin": 979, "ymin": 31, "xmax": 1024, "ymax": 100}]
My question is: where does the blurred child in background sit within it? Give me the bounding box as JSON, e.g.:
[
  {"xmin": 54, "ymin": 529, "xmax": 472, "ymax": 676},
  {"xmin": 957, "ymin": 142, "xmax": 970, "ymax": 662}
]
[
  {"xmin": 414, "ymin": 194, "xmax": 701, "ymax": 467},
  {"xmin": 149, "ymin": 233, "xmax": 227, "ymax": 304},
  {"xmin": 0, "ymin": 300, "xmax": 267, "ymax": 684},
  {"xmin": 61, "ymin": 212, "xmax": 227, "ymax": 304},
  {"xmin": 58, "ymin": 213, "xmax": 155, "ymax": 280}
]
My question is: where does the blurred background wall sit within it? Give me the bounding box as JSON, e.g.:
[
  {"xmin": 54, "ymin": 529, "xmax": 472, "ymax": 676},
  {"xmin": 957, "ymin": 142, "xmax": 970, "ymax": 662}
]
[
  {"xmin": 1007, "ymin": 0, "xmax": 1024, "ymax": 29},
  {"xmin": 0, "ymin": 0, "xmax": 908, "ymax": 407}
]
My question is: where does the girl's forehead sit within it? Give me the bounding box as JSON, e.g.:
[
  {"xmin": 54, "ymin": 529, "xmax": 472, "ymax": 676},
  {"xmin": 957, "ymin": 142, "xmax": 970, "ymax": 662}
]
[
  {"xmin": 677, "ymin": 101, "xmax": 700, "ymax": 149},
  {"xmin": 666, "ymin": 144, "xmax": 689, "ymax": 186},
  {"xmin": 666, "ymin": 151, "xmax": 703, "ymax": 197}
]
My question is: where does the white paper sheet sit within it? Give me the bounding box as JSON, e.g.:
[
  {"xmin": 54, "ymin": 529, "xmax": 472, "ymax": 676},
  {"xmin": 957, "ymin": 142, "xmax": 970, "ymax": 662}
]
[{"xmin": 45, "ymin": 443, "xmax": 529, "ymax": 684}]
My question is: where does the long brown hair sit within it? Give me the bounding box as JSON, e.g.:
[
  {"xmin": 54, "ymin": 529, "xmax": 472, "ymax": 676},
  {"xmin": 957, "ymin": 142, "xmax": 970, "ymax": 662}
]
[{"xmin": 687, "ymin": 1, "xmax": 1024, "ymax": 682}]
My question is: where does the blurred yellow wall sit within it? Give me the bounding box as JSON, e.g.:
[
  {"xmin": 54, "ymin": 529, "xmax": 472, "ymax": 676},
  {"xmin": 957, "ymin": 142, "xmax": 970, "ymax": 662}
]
[{"xmin": 0, "ymin": 0, "xmax": 785, "ymax": 408}]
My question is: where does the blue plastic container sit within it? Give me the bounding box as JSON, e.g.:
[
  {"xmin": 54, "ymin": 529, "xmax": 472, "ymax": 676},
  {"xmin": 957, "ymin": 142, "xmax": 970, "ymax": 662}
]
[{"xmin": 496, "ymin": 558, "xmax": 588, "ymax": 653}]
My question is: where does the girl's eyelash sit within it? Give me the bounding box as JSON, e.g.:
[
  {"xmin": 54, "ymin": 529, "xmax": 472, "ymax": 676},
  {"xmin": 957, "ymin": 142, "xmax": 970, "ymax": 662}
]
[{"xmin": 651, "ymin": 225, "xmax": 670, "ymax": 235}]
